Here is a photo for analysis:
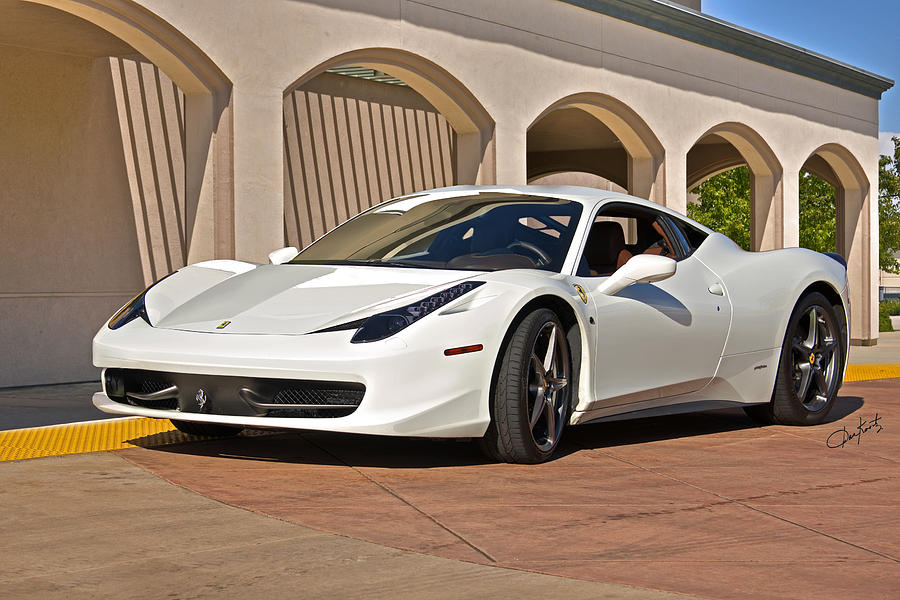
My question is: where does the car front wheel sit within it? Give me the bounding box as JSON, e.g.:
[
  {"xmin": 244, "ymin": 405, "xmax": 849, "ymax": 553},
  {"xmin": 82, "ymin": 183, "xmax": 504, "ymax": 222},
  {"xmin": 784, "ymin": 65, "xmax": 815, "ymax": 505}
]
[{"xmin": 480, "ymin": 308, "xmax": 571, "ymax": 463}]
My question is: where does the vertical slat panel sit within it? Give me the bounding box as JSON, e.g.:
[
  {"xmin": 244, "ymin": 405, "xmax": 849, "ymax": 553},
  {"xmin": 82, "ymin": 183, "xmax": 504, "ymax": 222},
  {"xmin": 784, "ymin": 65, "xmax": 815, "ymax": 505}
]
[
  {"xmin": 111, "ymin": 57, "xmax": 187, "ymax": 283},
  {"xmin": 109, "ymin": 58, "xmax": 154, "ymax": 285},
  {"xmin": 283, "ymin": 73, "xmax": 456, "ymax": 244}
]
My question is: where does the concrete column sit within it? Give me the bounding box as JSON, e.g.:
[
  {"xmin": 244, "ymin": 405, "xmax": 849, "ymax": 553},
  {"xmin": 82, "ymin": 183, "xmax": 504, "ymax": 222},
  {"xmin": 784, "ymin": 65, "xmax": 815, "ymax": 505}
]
[
  {"xmin": 843, "ymin": 186, "xmax": 876, "ymax": 343},
  {"xmin": 749, "ymin": 172, "xmax": 785, "ymax": 251},
  {"xmin": 628, "ymin": 155, "xmax": 654, "ymax": 201},
  {"xmin": 492, "ymin": 120, "xmax": 527, "ymax": 185},
  {"xmin": 662, "ymin": 150, "xmax": 687, "ymax": 214},
  {"xmin": 231, "ymin": 87, "xmax": 284, "ymax": 262},
  {"xmin": 781, "ymin": 167, "xmax": 800, "ymax": 248},
  {"xmin": 457, "ymin": 131, "xmax": 485, "ymax": 185}
]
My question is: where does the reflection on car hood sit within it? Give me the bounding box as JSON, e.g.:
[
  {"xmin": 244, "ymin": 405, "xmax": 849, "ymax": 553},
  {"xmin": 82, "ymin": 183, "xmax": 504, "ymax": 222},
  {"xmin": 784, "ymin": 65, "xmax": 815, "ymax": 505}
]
[{"xmin": 146, "ymin": 262, "xmax": 484, "ymax": 335}]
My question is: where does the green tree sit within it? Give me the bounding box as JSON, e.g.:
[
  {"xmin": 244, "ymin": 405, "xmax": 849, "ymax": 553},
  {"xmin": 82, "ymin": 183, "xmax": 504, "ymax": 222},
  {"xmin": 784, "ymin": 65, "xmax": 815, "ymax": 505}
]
[
  {"xmin": 687, "ymin": 166, "xmax": 751, "ymax": 250},
  {"xmin": 798, "ymin": 171, "xmax": 835, "ymax": 253},
  {"xmin": 880, "ymin": 137, "xmax": 900, "ymax": 274}
]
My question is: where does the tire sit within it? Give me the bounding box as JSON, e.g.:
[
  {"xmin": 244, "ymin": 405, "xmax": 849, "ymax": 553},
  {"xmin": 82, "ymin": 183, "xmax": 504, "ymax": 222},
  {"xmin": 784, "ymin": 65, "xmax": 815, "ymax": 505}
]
[
  {"xmin": 170, "ymin": 420, "xmax": 244, "ymax": 437},
  {"xmin": 479, "ymin": 308, "xmax": 571, "ymax": 463},
  {"xmin": 744, "ymin": 292, "xmax": 844, "ymax": 425}
]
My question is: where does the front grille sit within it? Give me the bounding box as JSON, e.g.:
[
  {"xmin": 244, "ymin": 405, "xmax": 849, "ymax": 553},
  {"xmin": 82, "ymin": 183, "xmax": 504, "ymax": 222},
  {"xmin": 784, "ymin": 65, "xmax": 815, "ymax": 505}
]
[
  {"xmin": 103, "ymin": 369, "xmax": 364, "ymax": 418},
  {"xmin": 139, "ymin": 378, "xmax": 171, "ymax": 394},
  {"xmin": 132, "ymin": 396, "xmax": 179, "ymax": 411},
  {"xmin": 272, "ymin": 384, "xmax": 364, "ymax": 406},
  {"xmin": 266, "ymin": 407, "xmax": 357, "ymax": 418}
]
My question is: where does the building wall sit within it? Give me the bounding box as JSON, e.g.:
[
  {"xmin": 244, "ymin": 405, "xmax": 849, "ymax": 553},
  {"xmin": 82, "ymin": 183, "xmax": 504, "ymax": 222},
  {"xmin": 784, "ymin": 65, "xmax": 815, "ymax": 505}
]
[
  {"xmin": 0, "ymin": 0, "xmax": 887, "ymax": 386},
  {"xmin": 284, "ymin": 73, "xmax": 456, "ymax": 249},
  {"xmin": 0, "ymin": 45, "xmax": 142, "ymax": 386}
]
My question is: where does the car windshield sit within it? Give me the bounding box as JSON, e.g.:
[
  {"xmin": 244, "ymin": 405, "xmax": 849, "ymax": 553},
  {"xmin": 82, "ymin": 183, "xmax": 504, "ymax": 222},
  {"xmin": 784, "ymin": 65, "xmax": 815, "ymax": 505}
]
[{"xmin": 289, "ymin": 192, "xmax": 583, "ymax": 272}]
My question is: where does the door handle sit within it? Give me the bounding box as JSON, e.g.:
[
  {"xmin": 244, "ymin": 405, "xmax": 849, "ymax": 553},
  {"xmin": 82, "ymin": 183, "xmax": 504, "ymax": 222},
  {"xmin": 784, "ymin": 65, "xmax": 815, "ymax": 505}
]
[{"xmin": 708, "ymin": 283, "xmax": 724, "ymax": 296}]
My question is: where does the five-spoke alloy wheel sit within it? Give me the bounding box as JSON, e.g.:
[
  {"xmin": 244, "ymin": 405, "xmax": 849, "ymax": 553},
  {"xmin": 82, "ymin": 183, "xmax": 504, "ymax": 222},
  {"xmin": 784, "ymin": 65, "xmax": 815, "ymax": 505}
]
[{"xmin": 480, "ymin": 308, "xmax": 570, "ymax": 463}]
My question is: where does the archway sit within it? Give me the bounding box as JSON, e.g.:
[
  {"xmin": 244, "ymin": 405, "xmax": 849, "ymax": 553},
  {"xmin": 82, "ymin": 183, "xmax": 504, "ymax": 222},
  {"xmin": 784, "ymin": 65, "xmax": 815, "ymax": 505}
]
[
  {"xmin": 686, "ymin": 123, "xmax": 782, "ymax": 251},
  {"xmin": 25, "ymin": 0, "xmax": 233, "ymax": 264},
  {"xmin": 801, "ymin": 144, "xmax": 873, "ymax": 343},
  {"xmin": 0, "ymin": 0, "xmax": 230, "ymax": 387},
  {"xmin": 526, "ymin": 93, "xmax": 664, "ymax": 203},
  {"xmin": 283, "ymin": 48, "xmax": 495, "ymax": 249}
]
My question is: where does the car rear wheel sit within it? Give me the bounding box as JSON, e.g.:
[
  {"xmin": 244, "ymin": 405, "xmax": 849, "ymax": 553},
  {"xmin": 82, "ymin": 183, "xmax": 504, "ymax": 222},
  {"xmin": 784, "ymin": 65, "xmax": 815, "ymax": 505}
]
[
  {"xmin": 744, "ymin": 292, "xmax": 844, "ymax": 425},
  {"xmin": 170, "ymin": 420, "xmax": 244, "ymax": 437},
  {"xmin": 479, "ymin": 308, "xmax": 570, "ymax": 463}
]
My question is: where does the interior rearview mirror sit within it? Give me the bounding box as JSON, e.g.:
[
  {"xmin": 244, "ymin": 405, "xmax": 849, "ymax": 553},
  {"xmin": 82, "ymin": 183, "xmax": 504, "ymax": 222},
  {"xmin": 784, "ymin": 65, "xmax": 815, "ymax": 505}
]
[
  {"xmin": 268, "ymin": 246, "xmax": 298, "ymax": 265},
  {"xmin": 595, "ymin": 254, "xmax": 676, "ymax": 296}
]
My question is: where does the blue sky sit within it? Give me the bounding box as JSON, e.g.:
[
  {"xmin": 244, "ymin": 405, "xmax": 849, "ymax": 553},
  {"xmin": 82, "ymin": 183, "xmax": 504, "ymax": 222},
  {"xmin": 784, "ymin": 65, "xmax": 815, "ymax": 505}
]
[{"xmin": 702, "ymin": 0, "xmax": 899, "ymax": 138}]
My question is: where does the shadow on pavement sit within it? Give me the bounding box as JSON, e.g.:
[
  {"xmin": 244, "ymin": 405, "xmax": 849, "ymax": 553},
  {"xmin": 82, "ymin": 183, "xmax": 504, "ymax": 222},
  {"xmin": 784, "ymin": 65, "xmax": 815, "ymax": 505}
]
[{"xmin": 126, "ymin": 394, "xmax": 866, "ymax": 468}]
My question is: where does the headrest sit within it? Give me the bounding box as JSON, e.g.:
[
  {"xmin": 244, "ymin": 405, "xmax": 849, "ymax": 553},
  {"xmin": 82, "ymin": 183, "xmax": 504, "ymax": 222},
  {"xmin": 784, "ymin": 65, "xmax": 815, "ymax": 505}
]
[{"xmin": 585, "ymin": 221, "xmax": 626, "ymax": 267}]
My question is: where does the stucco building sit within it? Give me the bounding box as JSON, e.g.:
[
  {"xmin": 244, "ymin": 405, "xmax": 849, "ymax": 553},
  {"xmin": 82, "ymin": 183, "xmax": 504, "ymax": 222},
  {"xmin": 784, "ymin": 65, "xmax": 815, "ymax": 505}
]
[{"xmin": 0, "ymin": 0, "xmax": 893, "ymax": 387}]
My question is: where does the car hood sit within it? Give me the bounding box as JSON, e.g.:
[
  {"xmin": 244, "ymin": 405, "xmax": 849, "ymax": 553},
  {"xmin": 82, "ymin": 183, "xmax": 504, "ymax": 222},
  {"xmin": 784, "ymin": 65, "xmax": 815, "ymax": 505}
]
[{"xmin": 145, "ymin": 262, "xmax": 484, "ymax": 335}]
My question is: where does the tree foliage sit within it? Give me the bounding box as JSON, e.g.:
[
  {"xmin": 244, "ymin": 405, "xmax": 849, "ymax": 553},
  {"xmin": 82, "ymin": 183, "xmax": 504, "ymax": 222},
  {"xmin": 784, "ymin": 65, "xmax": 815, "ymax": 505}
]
[
  {"xmin": 687, "ymin": 139, "xmax": 900, "ymax": 274},
  {"xmin": 687, "ymin": 166, "xmax": 752, "ymax": 250},
  {"xmin": 880, "ymin": 137, "xmax": 900, "ymax": 274},
  {"xmin": 798, "ymin": 171, "xmax": 835, "ymax": 253}
]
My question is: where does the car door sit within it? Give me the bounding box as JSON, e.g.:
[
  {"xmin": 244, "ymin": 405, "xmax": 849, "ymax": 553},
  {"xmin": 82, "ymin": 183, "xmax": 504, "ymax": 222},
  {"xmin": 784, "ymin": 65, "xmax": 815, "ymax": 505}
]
[{"xmin": 571, "ymin": 204, "xmax": 731, "ymax": 412}]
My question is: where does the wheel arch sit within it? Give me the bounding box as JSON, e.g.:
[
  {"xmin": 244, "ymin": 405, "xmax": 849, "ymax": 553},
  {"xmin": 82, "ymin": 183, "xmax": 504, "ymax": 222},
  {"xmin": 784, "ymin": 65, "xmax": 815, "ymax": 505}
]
[
  {"xmin": 792, "ymin": 280, "xmax": 849, "ymax": 374},
  {"xmin": 489, "ymin": 292, "xmax": 589, "ymax": 418}
]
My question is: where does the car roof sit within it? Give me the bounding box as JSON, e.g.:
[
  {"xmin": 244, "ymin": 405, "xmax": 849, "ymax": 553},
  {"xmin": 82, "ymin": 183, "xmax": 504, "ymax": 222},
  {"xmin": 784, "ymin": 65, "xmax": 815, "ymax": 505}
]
[{"xmin": 393, "ymin": 185, "xmax": 714, "ymax": 234}]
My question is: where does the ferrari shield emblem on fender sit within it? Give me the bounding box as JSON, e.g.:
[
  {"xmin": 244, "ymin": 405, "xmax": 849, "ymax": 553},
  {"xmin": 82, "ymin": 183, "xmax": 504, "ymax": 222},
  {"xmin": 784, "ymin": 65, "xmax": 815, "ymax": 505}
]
[
  {"xmin": 216, "ymin": 321, "xmax": 231, "ymax": 329},
  {"xmin": 573, "ymin": 284, "xmax": 588, "ymax": 304},
  {"xmin": 195, "ymin": 389, "xmax": 208, "ymax": 411}
]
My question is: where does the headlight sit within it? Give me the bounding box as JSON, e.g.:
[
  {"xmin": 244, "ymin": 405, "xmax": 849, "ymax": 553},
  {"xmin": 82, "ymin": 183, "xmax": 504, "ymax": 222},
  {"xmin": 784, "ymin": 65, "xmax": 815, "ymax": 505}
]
[
  {"xmin": 107, "ymin": 272, "xmax": 174, "ymax": 330},
  {"xmin": 108, "ymin": 292, "xmax": 149, "ymax": 330},
  {"xmin": 351, "ymin": 281, "xmax": 485, "ymax": 343}
]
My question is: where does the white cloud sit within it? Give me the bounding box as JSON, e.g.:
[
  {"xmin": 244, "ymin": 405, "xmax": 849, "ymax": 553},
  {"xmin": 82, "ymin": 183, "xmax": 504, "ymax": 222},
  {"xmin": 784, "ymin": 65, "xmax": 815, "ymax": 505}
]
[{"xmin": 880, "ymin": 132, "xmax": 899, "ymax": 156}]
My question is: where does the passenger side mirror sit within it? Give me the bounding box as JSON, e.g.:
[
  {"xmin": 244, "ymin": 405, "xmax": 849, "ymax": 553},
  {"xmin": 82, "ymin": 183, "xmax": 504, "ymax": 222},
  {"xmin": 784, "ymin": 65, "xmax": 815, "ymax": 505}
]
[
  {"xmin": 596, "ymin": 254, "xmax": 676, "ymax": 296},
  {"xmin": 268, "ymin": 246, "xmax": 298, "ymax": 265}
]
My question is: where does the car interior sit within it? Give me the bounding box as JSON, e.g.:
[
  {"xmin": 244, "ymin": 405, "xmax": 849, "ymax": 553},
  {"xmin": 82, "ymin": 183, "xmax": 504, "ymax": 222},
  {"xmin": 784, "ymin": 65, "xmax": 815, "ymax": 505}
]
[
  {"xmin": 577, "ymin": 205, "xmax": 681, "ymax": 277},
  {"xmin": 397, "ymin": 202, "xmax": 583, "ymax": 272}
]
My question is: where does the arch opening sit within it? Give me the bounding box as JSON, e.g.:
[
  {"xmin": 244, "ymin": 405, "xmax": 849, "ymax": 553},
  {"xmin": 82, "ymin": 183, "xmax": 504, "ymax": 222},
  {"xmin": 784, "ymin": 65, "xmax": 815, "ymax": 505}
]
[
  {"xmin": 526, "ymin": 94, "xmax": 664, "ymax": 203},
  {"xmin": 283, "ymin": 48, "xmax": 495, "ymax": 249},
  {"xmin": 1, "ymin": 0, "xmax": 230, "ymax": 387},
  {"xmin": 686, "ymin": 123, "xmax": 782, "ymax": 251},
  {"xmin": 801, "ymin": 144, "xmax": 872, "ymax": 343}
]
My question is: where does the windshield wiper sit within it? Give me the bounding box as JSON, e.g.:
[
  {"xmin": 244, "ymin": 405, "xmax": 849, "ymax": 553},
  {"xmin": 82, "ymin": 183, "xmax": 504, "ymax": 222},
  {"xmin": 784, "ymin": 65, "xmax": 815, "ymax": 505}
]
[{"xmin": 296, "ymin": 259, "xmax": 443, "ymax": 269}]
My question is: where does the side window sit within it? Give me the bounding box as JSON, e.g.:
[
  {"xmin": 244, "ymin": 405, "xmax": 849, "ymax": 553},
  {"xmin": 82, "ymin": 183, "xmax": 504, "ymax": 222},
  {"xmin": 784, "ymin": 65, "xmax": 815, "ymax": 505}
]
[
  {"xmin": 668, "ymin": 216, "xmax": 709, "ymax": 255},
  {"xmin": 578, "ymin": 203, "xmax": 683, "ymax": 277}
]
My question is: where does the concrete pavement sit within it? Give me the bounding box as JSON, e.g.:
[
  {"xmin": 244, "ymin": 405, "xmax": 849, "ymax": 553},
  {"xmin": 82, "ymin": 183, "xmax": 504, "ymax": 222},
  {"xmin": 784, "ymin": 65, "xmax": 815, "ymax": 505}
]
[
  {"xmin": 0, "ymin": 452, "xmax": 697, "ymax": 600},
  {"xmin": 115, "ymin": 379, "xmax": 900, "ymax": 600},
  {"xmin": 0, "ymin": 382, "xmax": 109, "ymax": 430},
  {"xmin": 849, "ymin": 331, "xmax": 900, "ymax": 364}
]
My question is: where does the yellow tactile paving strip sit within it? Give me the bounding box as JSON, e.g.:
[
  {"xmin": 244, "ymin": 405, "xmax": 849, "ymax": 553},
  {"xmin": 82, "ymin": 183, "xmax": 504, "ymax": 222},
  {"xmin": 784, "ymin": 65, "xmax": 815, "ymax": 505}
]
[
  {"xmin": 0, "ymin": 365, "xmax": 897, "ymax": 462},
  {"xmin": 0, "ymin": 418, "xmax": 187, "ymax": 462},
  {"xmin": 844, "ymin": 363, "xmax": 900, "ymax": 383}
]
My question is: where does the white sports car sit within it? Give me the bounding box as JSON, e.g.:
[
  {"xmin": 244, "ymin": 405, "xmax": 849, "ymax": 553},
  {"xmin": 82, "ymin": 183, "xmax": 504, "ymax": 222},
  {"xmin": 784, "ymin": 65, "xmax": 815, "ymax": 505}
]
[{"xmin": 93, "ymin": 185, "xmax": 849, "ymax": 463}]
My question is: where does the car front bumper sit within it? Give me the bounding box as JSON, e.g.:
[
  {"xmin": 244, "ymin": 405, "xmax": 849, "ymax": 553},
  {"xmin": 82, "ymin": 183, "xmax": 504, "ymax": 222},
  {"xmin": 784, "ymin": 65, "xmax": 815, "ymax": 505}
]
[{"xmin": 92, "ymin": 316, "xmax": 497, "ymax": 438}]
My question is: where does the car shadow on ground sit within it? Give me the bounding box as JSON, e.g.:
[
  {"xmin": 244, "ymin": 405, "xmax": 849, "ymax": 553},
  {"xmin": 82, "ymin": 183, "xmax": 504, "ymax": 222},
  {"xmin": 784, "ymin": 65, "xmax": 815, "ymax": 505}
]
[
  {"xmin": 127, "ymin": 394, "xmax": 865, "ymax": 468},
  {"xmin": 565, "ymin": 394, "xmax": 864, "ymax": 455}
]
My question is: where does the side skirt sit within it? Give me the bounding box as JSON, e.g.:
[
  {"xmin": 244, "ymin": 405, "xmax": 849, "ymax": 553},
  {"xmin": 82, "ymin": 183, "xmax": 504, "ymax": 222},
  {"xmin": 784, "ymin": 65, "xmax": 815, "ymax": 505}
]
[{"xmin": 572, "ymin": 399, "xmax": 755, "ymax": 425}]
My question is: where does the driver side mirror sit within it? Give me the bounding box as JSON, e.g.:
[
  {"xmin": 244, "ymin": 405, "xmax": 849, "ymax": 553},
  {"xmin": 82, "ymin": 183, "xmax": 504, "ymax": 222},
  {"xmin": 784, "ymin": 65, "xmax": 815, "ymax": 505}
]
[
  {"xmin": 268, "ymin": 246, "xmax": 298, "ymax": 265},
  {"xmin": 595, "ymin": 254, "xmax": 676, "ymax": 296}
]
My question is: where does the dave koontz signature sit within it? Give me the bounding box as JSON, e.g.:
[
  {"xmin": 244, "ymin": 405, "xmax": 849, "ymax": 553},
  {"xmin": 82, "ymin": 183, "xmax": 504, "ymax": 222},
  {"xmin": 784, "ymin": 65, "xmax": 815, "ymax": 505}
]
[{"xmin": 826, "ymin": 414, "xmax": 884, "ymax": 448}]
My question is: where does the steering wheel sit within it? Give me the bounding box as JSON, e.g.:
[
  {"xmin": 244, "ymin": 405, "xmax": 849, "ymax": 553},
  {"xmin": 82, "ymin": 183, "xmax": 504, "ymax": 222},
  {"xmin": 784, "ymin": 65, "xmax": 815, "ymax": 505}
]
[{"xmin": 505, "ymin": 241, "xmax": 551, "ymax": 267}]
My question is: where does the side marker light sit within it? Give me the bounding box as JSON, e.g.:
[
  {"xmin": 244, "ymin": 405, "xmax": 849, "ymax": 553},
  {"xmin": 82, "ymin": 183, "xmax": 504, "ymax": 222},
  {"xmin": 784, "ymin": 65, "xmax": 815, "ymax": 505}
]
[{"xmin": 444, "ymin": 344, "xmax": 484, "ymax": 356}]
